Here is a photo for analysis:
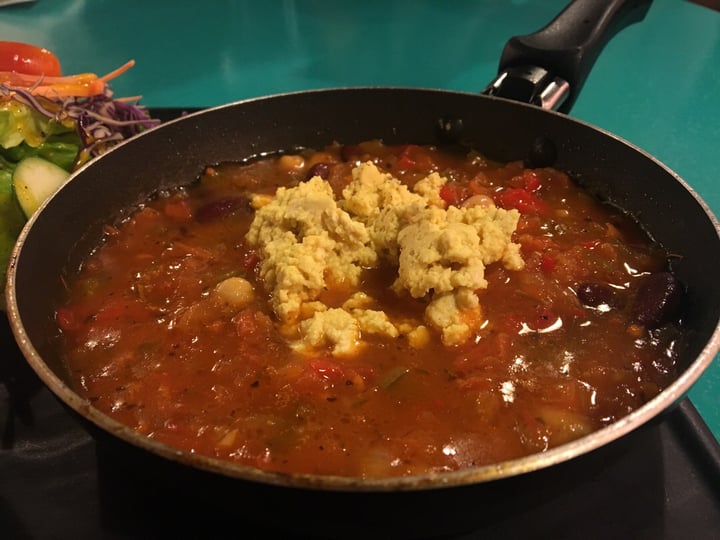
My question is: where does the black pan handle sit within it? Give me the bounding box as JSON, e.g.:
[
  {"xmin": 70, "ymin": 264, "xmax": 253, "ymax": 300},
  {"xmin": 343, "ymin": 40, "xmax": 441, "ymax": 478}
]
[{"xmin": 484, "ymin": 0, "xmax": 653, "ymax": 113}]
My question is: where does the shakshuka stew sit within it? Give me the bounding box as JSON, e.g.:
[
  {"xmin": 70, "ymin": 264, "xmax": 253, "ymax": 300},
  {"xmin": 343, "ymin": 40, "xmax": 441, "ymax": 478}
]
[{"xmin": 55, "ymin": 141, "xmax": 683, "ymax": 477}]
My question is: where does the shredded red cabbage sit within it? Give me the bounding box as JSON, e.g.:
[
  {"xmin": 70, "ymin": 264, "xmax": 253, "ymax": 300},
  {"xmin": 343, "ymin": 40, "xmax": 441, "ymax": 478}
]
[{"xmin": 1, "ymin": 83, "xmax": 160, "ymax": 165}]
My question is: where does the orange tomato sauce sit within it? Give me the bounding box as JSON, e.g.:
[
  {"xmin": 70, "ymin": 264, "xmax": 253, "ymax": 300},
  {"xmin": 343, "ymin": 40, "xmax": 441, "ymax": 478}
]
[{"xmin": 55, "ymin": 141, "xmax": 680, "ymax": 477}]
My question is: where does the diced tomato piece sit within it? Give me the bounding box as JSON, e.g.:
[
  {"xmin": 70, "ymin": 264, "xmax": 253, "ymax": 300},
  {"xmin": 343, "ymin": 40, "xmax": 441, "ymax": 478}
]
[
  {"xmin": 522, "ymin": 170, "xmax": 542, "ymax": 191},
  {"xmin": 309, "ymin": 357, "xmax": 345, "ymax": 382},
  {"xmin": 466, "ymin": 178, "xmax": 487, "ymax": 196},
  {"xmin": 129, "ymin": 207, "xmax": 163, "ymax": 233},
  {"xmin": 518, "ymin": 234, "xmax": 558, "ymax": 253},
  {"xmin": 93, "ymin": 299, "xmax": 151, "ymax": 324},
  {"xmin": 439, "ymin": 183, "xmax": 470, "ymax": 206},
  {"xmin": 55, "ymin": 307, "xmax": 79, "ymax": 332},
  {"xmin": 395, "ymin": 154, "xmax": 416, "ymax": 170},
  {"xmin": 286, "ymin": 356, "xmax": 350, "ymax": 396},
  {"xmin": 234, "ymin": 308, "xmax": 261, "ymax": 336},
  {"xmin": 163, "ymin": 198, "xmax": 193, "ymax": 221},
  {"xmin": 508, "ymin": 170, "xmax": 541, "ymax": 191},
  {"xmin": 581, "ymin": 239, "xmax": 601, "ymax": 249},
  {"xmin": 515, "ymin": 214, "xmax": 543, "ymax": 235},
  {"xmin": 496, "ymin": 188, "xmax": 550, "ymax": 215},
  {"xmin": 394, "ymin": 145, "xmax": 435, "ymax": 172},
  {"xmin": 540, "ymin": 253, "xmax": 556, "ymax": 274}
]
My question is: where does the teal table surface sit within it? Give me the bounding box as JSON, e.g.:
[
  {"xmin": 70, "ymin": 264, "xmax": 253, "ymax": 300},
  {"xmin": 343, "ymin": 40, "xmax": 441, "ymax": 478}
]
[{"xmin": 3, "ymin": 0, "xmax": 719, "ymax": 441}]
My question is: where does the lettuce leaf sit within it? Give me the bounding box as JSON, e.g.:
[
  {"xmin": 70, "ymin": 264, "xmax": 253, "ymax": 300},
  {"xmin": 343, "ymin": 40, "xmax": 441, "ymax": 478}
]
[
  {"xmin": 0, "ymin": 101, "xmax": 80, "ymax": 171},
  {"xmin": 2, "ymin": 138, "xmax": 81, "ymax": 172}
]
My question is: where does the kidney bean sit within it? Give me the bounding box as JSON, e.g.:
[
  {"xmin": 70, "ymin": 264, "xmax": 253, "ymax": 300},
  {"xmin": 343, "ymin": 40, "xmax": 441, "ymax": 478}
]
[
  {"xmin": 631, "ymin": 272, "xmax": 683, "ymax": 328},
  {"xmin": 576, "ymin": 282, "xmax": 614, "ymax": 307},
  {"xmin": 195, "ymin": 196, "xmax": 248, "ymax": 223},
  {"xmin": 340, "ymin": 144, "xmax": 361, "ymax": 162},
  {"xmin": 306, "ymin": 162, "xmax": 330, "ymax": 180}
]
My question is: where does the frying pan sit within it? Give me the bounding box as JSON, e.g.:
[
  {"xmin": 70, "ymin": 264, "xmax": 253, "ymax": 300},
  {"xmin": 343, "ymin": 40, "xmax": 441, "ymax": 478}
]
[{"xmin": 5, "ymin": 0, "xmax": 720, "ymax": 537}]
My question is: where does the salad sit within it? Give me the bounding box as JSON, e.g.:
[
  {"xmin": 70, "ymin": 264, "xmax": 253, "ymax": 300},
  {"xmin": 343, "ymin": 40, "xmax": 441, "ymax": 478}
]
[{"xmin": 1, "ymin": 41, "xmax": 159, "ymax": 302}]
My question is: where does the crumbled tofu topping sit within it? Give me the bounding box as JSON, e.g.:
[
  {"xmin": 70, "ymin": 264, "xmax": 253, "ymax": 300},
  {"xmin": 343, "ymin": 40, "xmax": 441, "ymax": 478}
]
[
  {"xmin": 246, "ymin": 161, "xmax": 523, "ymax": 355},
  {"xmin": 246, "ymin": 176, "xmax": 376, "ymax": 321},
  {"xmin": 425, "ymin": 288, "xmax": 483, "ymax": 346}
]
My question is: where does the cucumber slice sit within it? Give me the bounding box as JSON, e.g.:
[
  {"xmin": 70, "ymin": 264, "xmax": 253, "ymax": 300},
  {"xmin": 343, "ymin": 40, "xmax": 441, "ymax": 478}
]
[
  {"xmin": 0, "ymin": 171, "xmax": 27, "ymax": 309},
  {"xmin": 12, "ymin": 156, "xmax": 70, "ymax": 218}
]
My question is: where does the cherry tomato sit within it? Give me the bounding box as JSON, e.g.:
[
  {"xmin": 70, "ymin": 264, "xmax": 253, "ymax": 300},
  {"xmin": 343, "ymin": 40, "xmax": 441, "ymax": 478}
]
[{"xmin": 0, "ymin": 41, "xmax": 62, "ymax": 76}]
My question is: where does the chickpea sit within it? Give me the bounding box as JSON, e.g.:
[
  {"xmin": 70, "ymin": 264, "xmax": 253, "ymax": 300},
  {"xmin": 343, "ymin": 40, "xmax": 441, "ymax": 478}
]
[
  {"xmin": 214, "ymin": 277, "xmax": 255, "ymax": 308},
  {"xmin": 461, "ymin": 194, "xmax": 495, "ymax": 209},
  {"xmin": 277, "ymin": 154, "xmax": 305, "ymax": 171}
]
